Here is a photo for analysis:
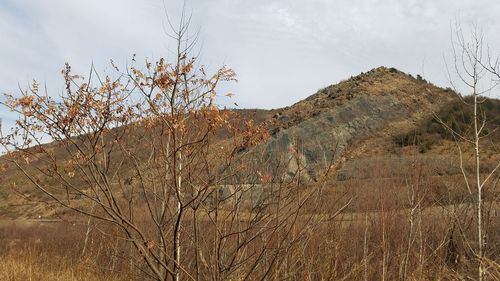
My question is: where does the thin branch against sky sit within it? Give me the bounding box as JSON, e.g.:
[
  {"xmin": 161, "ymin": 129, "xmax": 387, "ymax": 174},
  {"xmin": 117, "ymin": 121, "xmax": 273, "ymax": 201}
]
[{"xmin": 1, "ymin": 0, "xmax": 499, "ymax": 115}]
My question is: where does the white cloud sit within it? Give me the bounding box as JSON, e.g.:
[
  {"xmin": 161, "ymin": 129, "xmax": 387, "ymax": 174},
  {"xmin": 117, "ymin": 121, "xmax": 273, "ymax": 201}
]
[{"xmin": 1, "ymin": 0, "xmax": 500, "ymax": 115}]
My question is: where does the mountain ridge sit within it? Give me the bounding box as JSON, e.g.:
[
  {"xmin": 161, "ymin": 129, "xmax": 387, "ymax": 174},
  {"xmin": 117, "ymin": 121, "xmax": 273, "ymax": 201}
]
[
  {"xmin": 1, "ymin": 66, "xmax": 499, "ymax": 218},
  {"xmin": 247, "ymin": 66, "xmax": 460, "ymax": 179}
]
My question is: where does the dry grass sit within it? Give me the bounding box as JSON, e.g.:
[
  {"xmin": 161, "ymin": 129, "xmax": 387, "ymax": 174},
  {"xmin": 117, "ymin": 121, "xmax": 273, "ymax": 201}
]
[
  {"xmin": 0, "ymin": 222, "xmax": 136, "ymax": 281},
  {"xmin": 0, "ymin": 137, "xmax": 498, "ymax": 280},
  {"xmin": 0, "ymin": 192, "xmax": 497, "ymax": 280},
  {"xmin": 0, "ymin": 254, "xmax": 123, "ymax": 281}
]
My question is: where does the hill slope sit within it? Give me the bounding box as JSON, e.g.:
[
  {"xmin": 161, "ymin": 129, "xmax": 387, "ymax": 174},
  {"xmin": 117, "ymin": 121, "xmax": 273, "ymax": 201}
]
[
  {"xmin": 252, "ymin": 67, "xmax": 459, "ymax": 179},
  {"xmin": 1, "ymin": 66, "xmax": 499, "ymax": 218}
]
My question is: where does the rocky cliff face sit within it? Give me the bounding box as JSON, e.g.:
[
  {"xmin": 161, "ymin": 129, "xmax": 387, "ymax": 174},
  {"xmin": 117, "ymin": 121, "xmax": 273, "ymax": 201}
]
[{"xmin": 252, "ymin": 67, "xmax": 456, "ymax": 179}]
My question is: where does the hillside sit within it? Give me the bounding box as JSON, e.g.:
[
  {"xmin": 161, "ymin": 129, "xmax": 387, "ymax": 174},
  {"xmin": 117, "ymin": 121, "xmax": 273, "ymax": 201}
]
[
  {"xmin": 251, "ymin": 67, "xmax": 460, "ymax": 179},
  {"xmin": 1, "ymin": 66, "xmax": 499, "ymax": 218}
]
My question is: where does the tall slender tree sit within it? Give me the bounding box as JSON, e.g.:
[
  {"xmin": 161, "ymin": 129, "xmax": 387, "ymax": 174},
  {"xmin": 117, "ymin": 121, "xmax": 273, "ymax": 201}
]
[{"xmin": 440, "ymin": 23, "xmax": 500, "ymax": 281}]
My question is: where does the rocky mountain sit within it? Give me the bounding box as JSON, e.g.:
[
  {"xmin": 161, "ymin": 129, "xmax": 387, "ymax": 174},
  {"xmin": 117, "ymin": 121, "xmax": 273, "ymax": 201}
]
[
  {"xmin": 2, "ymin": 66, "xmax": 499, "ymax": 218},
  {"xmin": 250, "ymin": 67, "xmax": 460, "ymax": 180}
]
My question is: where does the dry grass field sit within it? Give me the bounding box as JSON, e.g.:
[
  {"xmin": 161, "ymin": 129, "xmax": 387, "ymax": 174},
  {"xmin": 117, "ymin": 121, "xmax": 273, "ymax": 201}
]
[{"xmin": 0, "ymin": 168, "xmax": 498, "ymax": 280}]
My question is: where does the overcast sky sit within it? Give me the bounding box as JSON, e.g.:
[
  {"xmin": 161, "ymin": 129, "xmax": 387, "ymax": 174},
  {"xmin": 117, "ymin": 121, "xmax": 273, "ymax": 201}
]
[{"xmin": 1, "ymin": 0, "xmax": 500, "ymax": 131}]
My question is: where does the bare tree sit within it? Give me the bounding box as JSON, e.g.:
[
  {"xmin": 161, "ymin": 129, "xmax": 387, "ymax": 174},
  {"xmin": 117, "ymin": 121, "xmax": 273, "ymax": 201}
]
[
  {"xmin": 440, "ymin": 22, "xmax": 500, "ymax": 281},
  {"xmin": 0, "ymin": 13, "xmax": 340, "ymax": 281}
]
